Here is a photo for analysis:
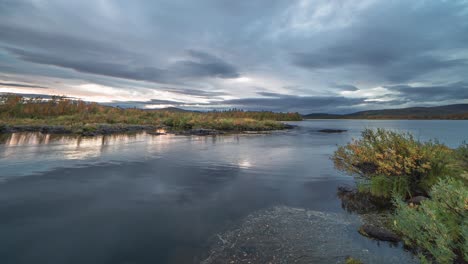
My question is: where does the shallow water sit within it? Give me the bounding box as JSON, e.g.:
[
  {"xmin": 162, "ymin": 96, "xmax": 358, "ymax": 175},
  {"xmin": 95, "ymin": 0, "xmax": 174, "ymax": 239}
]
[{"xmin": 0, "ymin": 120, "xmax": 466, "ymax": 264}]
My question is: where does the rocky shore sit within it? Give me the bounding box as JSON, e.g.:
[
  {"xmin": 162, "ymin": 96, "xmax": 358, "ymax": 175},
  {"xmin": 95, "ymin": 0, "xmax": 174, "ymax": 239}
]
[{"xmin": 0, "ymin": 124, "xmax": 157, "ymax": 136}]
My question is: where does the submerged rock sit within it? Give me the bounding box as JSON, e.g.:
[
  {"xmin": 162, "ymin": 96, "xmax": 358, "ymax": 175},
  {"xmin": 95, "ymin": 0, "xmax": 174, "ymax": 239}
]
[
  {"xmin": 359, "ymin": 224, "xmax": 401, "ymax": 243},
  {"xmin": 282, "ymin": 123, "xmax": 298, "ymax": 129}
]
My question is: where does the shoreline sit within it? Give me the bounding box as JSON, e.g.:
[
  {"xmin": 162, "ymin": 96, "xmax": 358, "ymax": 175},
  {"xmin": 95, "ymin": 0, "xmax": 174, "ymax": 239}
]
[{"xmin": 0, "ymin": 123, "xmax": 297, "ymax": 137}]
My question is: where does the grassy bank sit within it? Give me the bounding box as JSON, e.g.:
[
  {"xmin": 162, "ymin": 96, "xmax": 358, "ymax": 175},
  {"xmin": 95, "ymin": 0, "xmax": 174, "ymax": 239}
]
[
  {"xmin": 333, "ymin": 129, "xmax": 467, "ymax": 263},
  {"xmin": 0, "ymin": 94, "xmax": 301, "ymax": 133}
]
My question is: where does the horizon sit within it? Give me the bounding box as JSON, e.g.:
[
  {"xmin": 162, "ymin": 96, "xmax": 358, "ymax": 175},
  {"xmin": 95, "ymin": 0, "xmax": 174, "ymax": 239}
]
[
  {"xmin": 3, "ymin": 92, "xmax": 468, "ymax": 115},
  {"xmin": 1, "ymin": 1, "xmax": 468, "ymax": 113}
]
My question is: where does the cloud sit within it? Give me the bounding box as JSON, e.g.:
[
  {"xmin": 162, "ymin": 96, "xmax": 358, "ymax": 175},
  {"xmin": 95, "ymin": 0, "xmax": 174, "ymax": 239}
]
[
  {"xmin": 385, "ymin": 82, "xmax": 468, "ymax": 102},
  {"xmin": 165, "ymin": 87, "xmax": 227, "ymax": 97},
  {"xmin": 218, "ymin": 95, "xmax": 366, "ymax": 113},
  {"xmin": 333, "ymin": 84, "xmax": 359, "ymax": 91},
  {"xmin": 0, "ymin": 82, "xmax": 48, "ymax": 89},
  {"xmin": 170, "ymin": 50, "xmax": 240, "ymax": 79},
  {"xmin": 290, "ymin": 1, "xmax": 468, "ymax": 82},
  {"xmin": 0, "ymin": 0, "xmax": 467, "ymax": 112},
  {"xmin": 256, "ymin": 91, "xmax": 295, "ymax": 98},
  {"xmin": 105, "ymin": 98, "xmax": 186, "ymax": 108},
  {"xmin": 6, "ymin": 47, "xmax": 239, "ymax": 84}
]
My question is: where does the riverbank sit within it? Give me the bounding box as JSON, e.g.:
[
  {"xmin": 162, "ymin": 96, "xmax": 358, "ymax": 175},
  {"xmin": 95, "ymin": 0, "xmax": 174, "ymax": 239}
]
[{"xmin": 0, "ymin": 123, "xmax": 296, "ymax": 137}]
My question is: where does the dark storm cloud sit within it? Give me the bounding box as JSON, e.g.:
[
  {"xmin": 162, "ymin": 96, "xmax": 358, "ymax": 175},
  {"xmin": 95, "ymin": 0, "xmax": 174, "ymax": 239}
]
[{"xmin": 0, "ymin": 82, "xmax": 47, "ymax": 89}]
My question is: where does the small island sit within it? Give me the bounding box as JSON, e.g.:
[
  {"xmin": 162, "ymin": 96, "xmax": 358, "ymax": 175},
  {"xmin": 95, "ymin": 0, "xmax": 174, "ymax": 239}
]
[{"xmin": 0, "ymin": 94, "xmax": 302, "ymax": 136}]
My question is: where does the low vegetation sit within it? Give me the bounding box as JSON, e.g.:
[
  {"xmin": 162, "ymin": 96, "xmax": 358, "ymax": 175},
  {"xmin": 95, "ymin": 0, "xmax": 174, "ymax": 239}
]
[
  {"xmin": 394, "ymin": 178, "xmax": 467, "ymax": 264},
  {"xmin": 333, "ymin": 128, "xmax": 458, "ymax": 198},
  {"xmin": 0, "ymin": 94, "xmax": 301, "ymax": 132},
  {"xmin": 333, "ymin": 129, "xmax": 468, "ymax": 263}
]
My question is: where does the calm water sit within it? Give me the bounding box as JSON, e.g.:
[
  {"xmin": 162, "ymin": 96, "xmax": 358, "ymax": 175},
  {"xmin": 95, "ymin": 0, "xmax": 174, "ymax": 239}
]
[{"xmin": 0, "ymin": 120, "xmax": 466, "ymax": 264}]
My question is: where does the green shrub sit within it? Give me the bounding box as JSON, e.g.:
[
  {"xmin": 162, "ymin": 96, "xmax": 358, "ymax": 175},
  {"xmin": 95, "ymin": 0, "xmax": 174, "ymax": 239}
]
[
  {"xmin": 393, "ymin": 178, "xmax": 468, "ymax": 263},
  {"xmin": 455, "ymin": 143, "xmax": 468, "ymax": 183},
  {"xmin": 333, "ymin": 129, "xmax": 455, "ymax": 196},
  {"xmin": 358, "ymin": 175, "xmax": 410, "ymax": 199}
]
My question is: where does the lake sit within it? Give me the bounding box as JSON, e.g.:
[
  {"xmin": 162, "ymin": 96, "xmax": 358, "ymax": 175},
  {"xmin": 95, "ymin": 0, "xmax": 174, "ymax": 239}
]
[{"xmin": 0, "ymin": 120, "xmax": 467, "ymax": 264}]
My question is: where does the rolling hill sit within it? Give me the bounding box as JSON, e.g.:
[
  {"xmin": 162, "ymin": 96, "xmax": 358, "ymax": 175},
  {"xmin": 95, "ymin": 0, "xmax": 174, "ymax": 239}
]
[{"xmin": 303, "ymin": 104, "xmax": 468, "ymax": 120}]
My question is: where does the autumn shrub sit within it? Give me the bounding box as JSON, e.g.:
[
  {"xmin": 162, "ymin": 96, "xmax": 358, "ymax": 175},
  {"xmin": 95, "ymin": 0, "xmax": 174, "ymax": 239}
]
[
  {"xmin": 333, "ymin": 129, "xmax": 454, "ymax": 197},
  {"xmin": 0, "ymin": 94, "xmax": 300, "ymax": 131},
  {"xmin": 393, "ymin": 178, "xmax": 468, "ymax": 263}
]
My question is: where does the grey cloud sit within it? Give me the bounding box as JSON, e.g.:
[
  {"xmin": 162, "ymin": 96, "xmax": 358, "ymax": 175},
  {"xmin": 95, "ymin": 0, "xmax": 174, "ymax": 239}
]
[
  {"xmin": 386, "ymin": 82, "xmax": 468, "ymax": 102},
  {"xmin": 256, "ymin": 92, "xmax": 295, "ymax": 98},
  {"xmin": 291, "ymin": 1, "xmax": 468, "ymax": 83},
  {"xmin": 1, "ymin": 0, "xmax": 468, "ymax": 113},
  {"xmin": 6, "ymin": 47, "xmax": 166, "ymax": 82},
  {"xmin": 6, "ymin": 47, "xmax": 239, "ymax": 83},
  {"xmin": 109, "ymin": 94, "xmax": 368, "ymax": 114},
  {"xmin": 218, "ymin": 95, "xmax": 366, "ymax": 113},
  {"xmin": 333, "ymin": 84, "xmax": 359, "ymax": 91},
  {"xmin": 165, "ymin": 88, "xmax": 227, "ymax": 97},
  {"xmin": 105, "ymin": 98, "xmax": 185, "ymax": 108},
  {"xmin": 170, "ymin": 50, "xmax": 240, "ymax": 79},
  {"xmin": 0, "ymin": 82, "xmax": 48, "ymax": 89}
]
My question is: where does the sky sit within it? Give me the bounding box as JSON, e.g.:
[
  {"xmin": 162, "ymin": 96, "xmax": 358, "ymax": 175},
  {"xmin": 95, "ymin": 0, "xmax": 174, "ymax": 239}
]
[{"xmin": 0, "ymin": 0, "xmax": 468, "ymax": 114}]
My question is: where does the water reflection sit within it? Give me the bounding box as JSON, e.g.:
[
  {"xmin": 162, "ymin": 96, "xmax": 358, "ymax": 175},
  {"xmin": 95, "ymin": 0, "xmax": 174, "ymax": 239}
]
[{"xmin": 0, "ymin": 132, "xmax": 179, "ymax": 177}]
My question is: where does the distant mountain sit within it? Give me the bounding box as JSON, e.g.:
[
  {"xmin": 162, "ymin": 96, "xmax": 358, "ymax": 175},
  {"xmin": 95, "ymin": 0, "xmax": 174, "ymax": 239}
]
[
  {"xmin": 153, "ymin": 107, "xmax": 194, "ymax": 112},
  {"xmin": 303, "ymin": 104, "xmax": 468, "ymax": 120}
]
